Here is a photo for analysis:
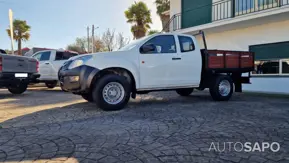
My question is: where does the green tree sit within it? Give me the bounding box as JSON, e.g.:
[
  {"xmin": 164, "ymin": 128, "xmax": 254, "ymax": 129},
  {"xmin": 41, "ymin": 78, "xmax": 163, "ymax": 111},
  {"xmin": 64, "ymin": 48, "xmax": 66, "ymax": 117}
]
[
  {"xmin": 148, "ymin": 30, "xmax": 160, "ymax": 35},
  {"xmin": 6, "ymin": 19, "xmax": 31, "ymax": 55},
  {"xmin": 155, "ymin": 0, "xmax": 170, "ymax": 30},
  {"xmin": 125, "ymin": 1, "xmax": 152, "ymax": 39}
]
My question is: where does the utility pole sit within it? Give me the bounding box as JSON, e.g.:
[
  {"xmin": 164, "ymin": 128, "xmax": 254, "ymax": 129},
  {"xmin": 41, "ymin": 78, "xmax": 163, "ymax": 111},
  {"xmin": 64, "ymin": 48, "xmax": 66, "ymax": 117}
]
[
  {"xmin": 87, "ymin": 26, "xmax": 90, "ymax": 53},
  {"xmin": 92, "ymin": 25, "xmax": 94, "ymax": 53},
  {"xmin": 91, "ymin": 25, "xmax": 99, "ymax": 53},
  {"xmin": 8, "ymin": 9, "xmax": 14, "ymax": 55}
]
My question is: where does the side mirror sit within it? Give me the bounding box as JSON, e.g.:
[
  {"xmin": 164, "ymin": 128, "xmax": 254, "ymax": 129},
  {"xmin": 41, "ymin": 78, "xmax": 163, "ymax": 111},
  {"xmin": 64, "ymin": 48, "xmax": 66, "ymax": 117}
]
[{"xmin": 141, "ymin": 44, "xmax": 156, "ymax": 53}]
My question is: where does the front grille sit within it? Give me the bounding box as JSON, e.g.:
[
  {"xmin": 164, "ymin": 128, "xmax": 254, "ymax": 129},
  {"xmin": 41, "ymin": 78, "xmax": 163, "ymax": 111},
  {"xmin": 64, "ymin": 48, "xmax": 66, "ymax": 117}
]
[{"xmin": 58, "ymin": 60, "xmax": 73, "ymax": 81}]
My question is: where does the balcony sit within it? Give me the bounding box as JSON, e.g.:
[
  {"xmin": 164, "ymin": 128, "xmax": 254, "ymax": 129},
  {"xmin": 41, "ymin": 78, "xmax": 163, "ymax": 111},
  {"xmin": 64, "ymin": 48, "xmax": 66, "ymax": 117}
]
[{"xmin": 164, "ymin": 0, "xmax": 289, "ymax": 31}]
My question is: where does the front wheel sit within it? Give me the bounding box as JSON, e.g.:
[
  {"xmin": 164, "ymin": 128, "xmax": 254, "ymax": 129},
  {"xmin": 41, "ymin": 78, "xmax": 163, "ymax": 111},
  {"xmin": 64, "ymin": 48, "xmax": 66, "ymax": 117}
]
[
  {"xmin": 210, "ymin": 76, "xmax": 233, "ymax": 101},
  {"xmin": 45, "ymin": 81, "xmax": 58, "ymax": 89},
  {"xmin": 176, "ymin": 88, "xmax": 194, "ymax": 96},
  {"xmin": 92, "ymin": 74, "xmax": 131, "ymax": 111},
  {"xmin": 8, "ymin": 83, "xmax": 28, "ymax": 94}
]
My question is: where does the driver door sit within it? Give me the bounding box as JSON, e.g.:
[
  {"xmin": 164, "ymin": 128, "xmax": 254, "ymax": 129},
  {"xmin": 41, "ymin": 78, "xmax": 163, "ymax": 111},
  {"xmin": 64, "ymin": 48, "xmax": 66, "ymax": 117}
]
[
  {"xmin": 139, "ymin": 35, "xmax": 180, "ymax": 89},
  {"xmin": 32, "ymin": 51, "xmax": 52, "ymax": 80}
]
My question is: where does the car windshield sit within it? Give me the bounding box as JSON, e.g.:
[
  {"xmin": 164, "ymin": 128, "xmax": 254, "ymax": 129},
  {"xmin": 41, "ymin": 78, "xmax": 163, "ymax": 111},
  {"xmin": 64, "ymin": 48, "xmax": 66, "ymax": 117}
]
[{"xmin": 118, "ymin": 36, "xmax": 150, "ymax": 51}]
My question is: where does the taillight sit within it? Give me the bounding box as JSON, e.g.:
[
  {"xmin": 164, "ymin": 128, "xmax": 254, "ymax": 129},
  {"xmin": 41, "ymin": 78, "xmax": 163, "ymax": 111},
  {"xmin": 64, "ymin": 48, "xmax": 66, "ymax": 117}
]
[
  {"xmin": 0, "ymin": 57, "xmax": 2, "ymax": 71},
  {"xmin": 36, "ymin": 61, "xmax": 39, "ymax": 73}
]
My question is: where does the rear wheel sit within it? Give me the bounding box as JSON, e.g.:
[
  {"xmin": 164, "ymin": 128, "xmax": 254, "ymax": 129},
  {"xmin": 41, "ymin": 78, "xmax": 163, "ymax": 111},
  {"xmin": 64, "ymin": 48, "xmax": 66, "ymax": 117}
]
[
  {"xmin": 210, "ymin": 76, "xmax": 233, "ymax": 101},
  {"xmin": 92, "ymin": 74, "xmax": 131, "ymax": 111},
  {"xmin": 176, "ymin": 88, "xmax": 194, "ymax": 96},
  {"xmin": 8, "ymin": 83, "xmax": 28, "ymax": 94},
  {"xmin": 45, "ymin": 81, "xmax": 58, "ymax": 89},
  {"xmin": 81, "ymin": 93, "xmax": 94, "ymax": 102}
]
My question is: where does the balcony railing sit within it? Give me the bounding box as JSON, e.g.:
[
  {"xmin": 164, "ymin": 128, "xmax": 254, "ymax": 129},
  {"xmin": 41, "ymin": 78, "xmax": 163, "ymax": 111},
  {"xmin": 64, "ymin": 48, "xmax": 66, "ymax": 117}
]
[{"xmin": 163, "ymin": 0, "xmax": 289, "ymax": 32}]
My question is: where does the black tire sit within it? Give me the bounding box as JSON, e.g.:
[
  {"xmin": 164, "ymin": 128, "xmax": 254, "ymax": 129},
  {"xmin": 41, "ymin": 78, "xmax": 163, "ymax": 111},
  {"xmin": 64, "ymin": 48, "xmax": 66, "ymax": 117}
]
[
  {"xmin": 8, "ymin": 83, "xmax": 28, "ymax": 94},
  {"xmin": 92, "ymin": 74, "xmax": 131, "ymax": 111},
  {"xmin": 45, "ymin": 81, "xmax": 58, "ymax": 89},
  {"xmin": 176, "ymin": 88, "xmax": 194, "ymax": 96},
  {"xmin": 81, "ymin": 93, "xmax": 94, "ymax": 102},
  {"xmin": 209, "ymin": 75, "xmax": 234, "ymax": 101}
]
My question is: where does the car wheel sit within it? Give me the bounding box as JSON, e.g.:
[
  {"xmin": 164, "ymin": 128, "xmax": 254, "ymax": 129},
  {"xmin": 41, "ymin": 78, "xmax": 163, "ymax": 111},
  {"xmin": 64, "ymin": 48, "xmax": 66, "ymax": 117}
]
[
  {"xmin": 81, "ymin": 93, "xmax": 94, "ymax": 102},
  {"xmin": 176, "ymin": 88, "xmax": 194, "ymax": 96},
  {"xmin": 92, "ymin": 74, "xmax": 131, "ymax": 111},
  {"xmin": 210, "ymin": 75, "xmax": 233, "ymax": 101},
  {"xmin": 8, "ymin": 83, "xmax": 28, "ymax": 94},
  {"xmin": 45, "ymin": 81, "xmax": 58, "ymax": 89}
]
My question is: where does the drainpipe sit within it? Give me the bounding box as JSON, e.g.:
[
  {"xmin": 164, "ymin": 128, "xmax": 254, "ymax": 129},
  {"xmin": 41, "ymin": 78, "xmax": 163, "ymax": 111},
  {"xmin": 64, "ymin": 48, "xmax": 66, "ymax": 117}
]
[{"xmin": 232, "ymin": 0, "xmax": 235, "ymax": 18}]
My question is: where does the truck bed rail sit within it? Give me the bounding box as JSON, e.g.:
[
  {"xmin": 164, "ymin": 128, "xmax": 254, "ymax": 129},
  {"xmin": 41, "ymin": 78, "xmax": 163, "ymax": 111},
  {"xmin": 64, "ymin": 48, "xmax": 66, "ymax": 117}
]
[{"xmin": 202, "ymin": 50, "xmax": 255, "ymax": 73}]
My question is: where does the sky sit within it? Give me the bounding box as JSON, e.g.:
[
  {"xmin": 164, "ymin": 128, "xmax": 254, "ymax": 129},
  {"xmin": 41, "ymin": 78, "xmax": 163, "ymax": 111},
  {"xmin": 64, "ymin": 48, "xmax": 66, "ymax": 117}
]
[{"xmin": 0, "ymin": 0, "xmax": 162, "ymax": 50}]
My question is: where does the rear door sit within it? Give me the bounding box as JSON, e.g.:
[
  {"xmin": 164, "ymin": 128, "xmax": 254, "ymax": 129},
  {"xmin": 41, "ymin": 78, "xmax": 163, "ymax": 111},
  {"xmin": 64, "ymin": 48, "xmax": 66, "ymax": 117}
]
[
  {"xmin": 32, "ymin": 51, "xmax": 52, "ymax": 80},
  {"xmin": 176, "ymin": 35, "xmax": 202, "ymax": 86},
  {"xmin": 53, "ymin": 51, "xmax": 78, "ymax": 79},
  {"xmin": 2, "ymin": 55, "xmax": 29, "ymax": 73},
  {"xmin": 1, "ymin": 55, "xmax": 36, "ymax": 73}
]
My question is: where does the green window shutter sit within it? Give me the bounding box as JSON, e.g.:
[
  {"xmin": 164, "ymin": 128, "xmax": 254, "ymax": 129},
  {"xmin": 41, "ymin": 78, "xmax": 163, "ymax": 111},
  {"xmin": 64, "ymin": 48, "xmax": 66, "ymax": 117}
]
[
  {"xmin": 182, "ymin": 0, "xmax": 212, "ymax": 28},
  {"xmin": 249, "ymin": 42, "xmax": 289, "ymax": 60}
]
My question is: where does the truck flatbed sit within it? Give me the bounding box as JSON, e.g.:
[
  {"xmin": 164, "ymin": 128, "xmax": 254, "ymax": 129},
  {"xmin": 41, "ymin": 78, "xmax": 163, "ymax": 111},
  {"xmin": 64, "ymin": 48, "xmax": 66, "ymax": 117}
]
[{"xmin": 202, "ymin": 49, "xmax": 255, "ymax": 73}]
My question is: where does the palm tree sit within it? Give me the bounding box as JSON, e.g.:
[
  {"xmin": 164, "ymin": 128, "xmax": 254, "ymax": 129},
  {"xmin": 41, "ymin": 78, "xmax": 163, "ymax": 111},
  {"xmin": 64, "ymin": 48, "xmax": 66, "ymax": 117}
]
[
  {"xmin": 125, "ymin": 1, "xmax": 152, "ymax": 39},
  {"xmin": 148, "ymin": 30, "xmax": 160, "ymax": 35},
  {"xmin": 6, "ymin": 19, "xmax": 31, "ymax": 55},
  {"xmin": 155, "ymin": 0, "xmax": 170, "ymax": 30}
]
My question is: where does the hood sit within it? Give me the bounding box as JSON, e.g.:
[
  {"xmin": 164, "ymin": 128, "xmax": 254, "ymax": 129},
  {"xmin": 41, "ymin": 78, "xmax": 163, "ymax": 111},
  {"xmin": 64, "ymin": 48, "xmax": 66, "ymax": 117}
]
[{"xmin": 69, "ymin": 50, "xmax": 129, "ymax": 60}]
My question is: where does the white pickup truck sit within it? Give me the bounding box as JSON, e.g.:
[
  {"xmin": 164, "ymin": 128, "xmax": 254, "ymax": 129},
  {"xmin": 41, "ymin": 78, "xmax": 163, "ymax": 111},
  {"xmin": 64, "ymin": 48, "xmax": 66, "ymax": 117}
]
[
  {"xmin": 59, "ymin": 31, "xmax": 254, "ymax": 111},
  {"xmin": 31, "ymin": 50, "xmax": 78, "ymax": 88}
]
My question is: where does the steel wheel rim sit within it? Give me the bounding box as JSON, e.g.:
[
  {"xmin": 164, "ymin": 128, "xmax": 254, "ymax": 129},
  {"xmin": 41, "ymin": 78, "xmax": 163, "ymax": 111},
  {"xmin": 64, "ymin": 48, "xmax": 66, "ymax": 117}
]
[
  {"xmin": 102, "ymin": 82, "xmax": 125, "ymax": 105},
  {"xmin": 219, "ymin": 80, "xmax": 231, "ymax": 97}
]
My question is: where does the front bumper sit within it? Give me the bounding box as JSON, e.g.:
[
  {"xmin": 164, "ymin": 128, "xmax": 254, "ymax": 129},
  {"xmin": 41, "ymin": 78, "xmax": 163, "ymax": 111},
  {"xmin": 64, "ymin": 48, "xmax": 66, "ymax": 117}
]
[
  {"xmin": 0, "ymin": 73, "xmax": 40, "ymax": 87},
  {"xmin": 58, "ymin": 65, "xmax": 99, "ymax": 93}
]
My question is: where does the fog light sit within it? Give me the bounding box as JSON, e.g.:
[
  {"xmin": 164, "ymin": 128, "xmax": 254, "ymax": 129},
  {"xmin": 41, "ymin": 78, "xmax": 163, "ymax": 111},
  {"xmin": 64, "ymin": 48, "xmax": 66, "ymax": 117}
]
[{"xmin": 69, "ymin": 76, "xmax": 79, "ymax": 82}]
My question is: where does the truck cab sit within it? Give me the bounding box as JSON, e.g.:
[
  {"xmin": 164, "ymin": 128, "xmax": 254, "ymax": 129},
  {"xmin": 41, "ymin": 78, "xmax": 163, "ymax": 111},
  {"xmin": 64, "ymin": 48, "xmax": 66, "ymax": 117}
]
[
  {"xmin": 32, "ymin": 50, "xmax": 78, "ymax": 88},
  {"xmin": 59, "ymin": 31, "xmax": 254, "ymax": 111}
]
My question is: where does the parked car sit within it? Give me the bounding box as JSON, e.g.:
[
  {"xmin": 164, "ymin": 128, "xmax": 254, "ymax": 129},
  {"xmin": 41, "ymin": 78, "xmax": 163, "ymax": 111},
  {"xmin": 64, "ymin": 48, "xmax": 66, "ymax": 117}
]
[
  {"xmin": 31, "ymin": 50, "xmax": 78, "ymax": 88},
  {"xmin": 59, "ymin": 31, "xmax": 255, "ymax": 111},
  {"xmin": 0, "ymin": 49, "xmax": 40, "ymax": 94}
]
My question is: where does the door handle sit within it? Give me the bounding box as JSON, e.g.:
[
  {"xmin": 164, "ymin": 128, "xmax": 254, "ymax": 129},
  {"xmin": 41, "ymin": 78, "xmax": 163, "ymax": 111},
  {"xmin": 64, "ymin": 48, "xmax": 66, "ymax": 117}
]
[
  {"xmin": 45, "ymin": 62, "xmax": 50, "ymax": 65},
  {"xmin": 172, "ymin": 57, "xmax": 181, "ymax": 60}
]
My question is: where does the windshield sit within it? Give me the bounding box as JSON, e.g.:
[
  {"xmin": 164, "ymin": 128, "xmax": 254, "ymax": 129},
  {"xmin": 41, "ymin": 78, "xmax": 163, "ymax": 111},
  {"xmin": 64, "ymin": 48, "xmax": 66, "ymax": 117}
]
[{"xmin": 119, "ymin": 35, "xmax": 150, "ymax": 51}]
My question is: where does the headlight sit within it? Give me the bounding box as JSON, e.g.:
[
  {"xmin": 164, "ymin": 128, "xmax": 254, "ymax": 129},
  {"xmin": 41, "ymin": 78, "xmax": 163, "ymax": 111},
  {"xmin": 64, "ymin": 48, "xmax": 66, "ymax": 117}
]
[{"xmin": 68, "ymin": 55, "xmax": 92, "ymax": 69}]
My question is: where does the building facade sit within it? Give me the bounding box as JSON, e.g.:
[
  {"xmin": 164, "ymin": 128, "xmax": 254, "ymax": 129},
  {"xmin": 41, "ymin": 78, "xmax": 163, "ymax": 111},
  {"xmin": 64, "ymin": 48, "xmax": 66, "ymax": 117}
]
[{"xmin": 168, "ymin": 0, "xmax": 289, "ymax": 94}]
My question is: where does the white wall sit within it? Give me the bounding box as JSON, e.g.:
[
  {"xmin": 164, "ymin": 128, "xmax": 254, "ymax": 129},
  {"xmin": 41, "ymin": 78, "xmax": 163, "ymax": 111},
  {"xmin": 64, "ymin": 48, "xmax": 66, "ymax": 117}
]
[
  {"xmin": 170, "ymin": 0, "xmax": 181, "ymax": 17},
  {"xmin": 203, "ymin": 19, "xmax": 289, "ymax": 51},
  {"xmin": 244, "ymin": 77, "xmax": 289, "ymax": 94},
  {"xmin": 169, "ymin": 0, "xmax": 182, "ymax": 32}
]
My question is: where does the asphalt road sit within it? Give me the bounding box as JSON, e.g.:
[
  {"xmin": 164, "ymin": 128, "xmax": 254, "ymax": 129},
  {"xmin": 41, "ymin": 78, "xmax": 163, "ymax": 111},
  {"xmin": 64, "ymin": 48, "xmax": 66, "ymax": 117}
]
[{"xmin": 0, "ymin": 87, "xmax": 288, "ymax": 163}]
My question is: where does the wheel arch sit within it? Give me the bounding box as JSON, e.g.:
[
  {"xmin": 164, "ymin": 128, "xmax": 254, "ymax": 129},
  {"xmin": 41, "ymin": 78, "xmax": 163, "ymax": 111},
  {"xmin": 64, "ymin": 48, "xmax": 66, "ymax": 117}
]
[{"xmin": 90, "ymin": 67, "xmax": 137, "ymax": 93}]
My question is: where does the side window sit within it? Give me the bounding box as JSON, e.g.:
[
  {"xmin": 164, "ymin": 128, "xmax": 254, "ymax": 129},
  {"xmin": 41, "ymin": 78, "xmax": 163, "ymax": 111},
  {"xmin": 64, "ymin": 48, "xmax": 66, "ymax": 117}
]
[
  {"xmin": 140, "ymin": 35, "xmax": 176, "ymax": 54},
  {"xmin": 178, "ymin": 36, "xmax": 195, "ymax": 53},
  {"xmin": 55, "ymin": 52, "xmax": 64, "ymax": 60},
  {"xmin": 33, "ymin": 53, "xmax": 42, "ymax": 61},
  {"xmin": 39, "ymin": 51, "xmax": 51, "ymax": 61},
  {"xmin": 56, "ymin": 52, "xmax": 77, "ymax": 60}
]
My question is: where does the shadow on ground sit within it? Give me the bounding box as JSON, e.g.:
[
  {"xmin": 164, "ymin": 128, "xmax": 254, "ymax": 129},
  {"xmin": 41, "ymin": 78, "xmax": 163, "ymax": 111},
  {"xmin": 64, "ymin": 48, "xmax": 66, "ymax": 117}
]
[{"xmin": 0, "ymin": 91, "xmax": 289, "ymax": 163}]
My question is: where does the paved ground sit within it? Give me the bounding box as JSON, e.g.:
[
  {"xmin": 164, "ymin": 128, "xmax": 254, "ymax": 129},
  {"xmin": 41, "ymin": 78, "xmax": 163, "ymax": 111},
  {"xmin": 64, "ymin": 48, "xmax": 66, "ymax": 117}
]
[{"xmin": 0, "ymin": 87, "xmax": 289, "ymax": 163}]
